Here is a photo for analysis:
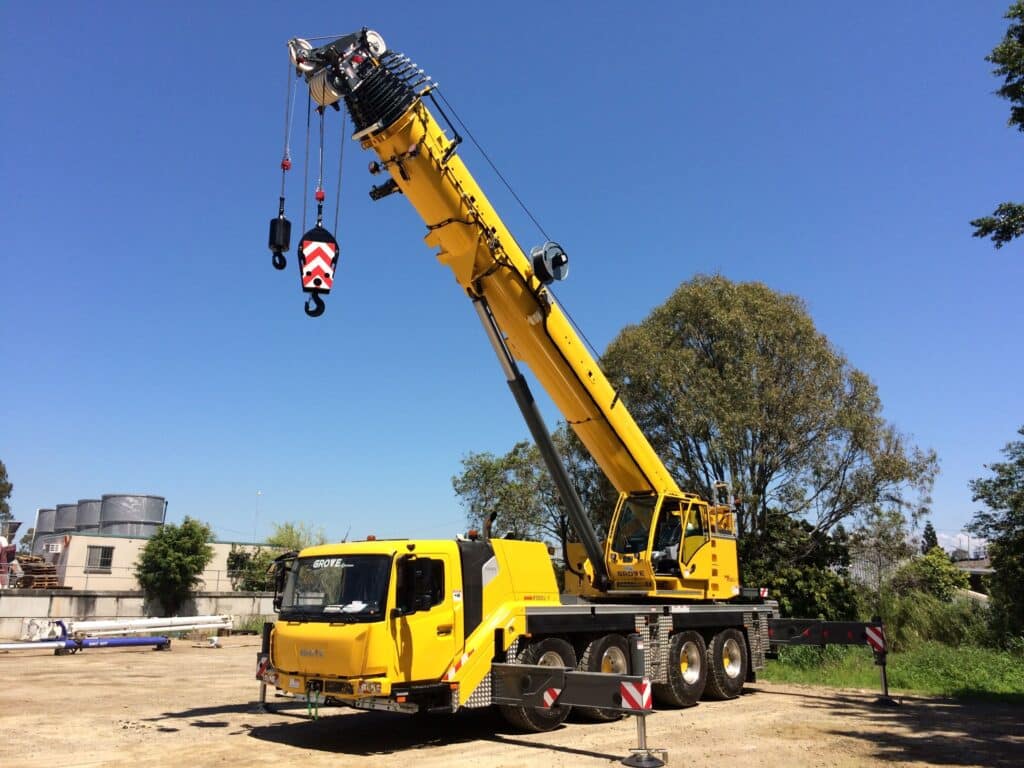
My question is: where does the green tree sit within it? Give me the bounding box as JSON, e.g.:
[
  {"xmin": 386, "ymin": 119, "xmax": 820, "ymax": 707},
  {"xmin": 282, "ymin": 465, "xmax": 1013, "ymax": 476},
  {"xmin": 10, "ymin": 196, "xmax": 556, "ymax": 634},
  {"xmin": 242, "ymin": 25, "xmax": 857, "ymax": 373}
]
[
  {"xmin": 0, "ymin": 460, "xmax": 12, "ymax": 524},
  {"xmin": 226, "ymin": 545, "xmax": 278, "ymax": 591},
  {"xmin": 601, "ymin": 276, "xmax": 937, "ymax": 556},
  {"xmin": 921, "ymin": 521, "xmax": 939, "ymax": 554},
  {"xmin": 741, "ymin": 510, "xmax": 858, "ymax": 620},
  {"xmin": 453, "ymin": 441, "xmax": 547, "ymax": 541},
  {"xmin": 969, "ymin": 426, "xmax": 1024, "ymax": 641},
  {"xmin": 224, "ymin": 521, "xmax": 327, "ymax": 592},
  {"xmin": 265, "ymin": 520, "xmax": 327, "ymax": 551},
  {"xmin": 452, "ymin": 427, "xmax": 614, "ymax": 565},
  {"xmin": 971, "ymin": 1, "xmax": 1024, "ymax": 249},
  {"xmin": 849, "ymin": 506, "xmax": 914, "ymax": 604},
  {"xmin": 18, "ymin": 527, "xmax": 34, "ymax": 555},
  {"xmin": 890, "ymin": 547, "xmax": 970, "ymax": 601},
  {"xmin": 135, "ymin": 517, "xmax": 214, "ymax": 615}
]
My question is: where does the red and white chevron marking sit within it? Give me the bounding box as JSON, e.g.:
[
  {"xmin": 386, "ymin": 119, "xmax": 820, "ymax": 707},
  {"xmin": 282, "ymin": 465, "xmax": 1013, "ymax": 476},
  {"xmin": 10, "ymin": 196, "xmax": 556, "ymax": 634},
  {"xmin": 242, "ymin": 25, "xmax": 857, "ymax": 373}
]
[
  {"xmin": 541, "ymin": 688, "xmax": 562, "ymax": 708},
  {"xmin": 444, "ymin": 649, "xmax": 474, "ymax": 681},
  {"xmin": 865, "ymin": 625, "xmax": 886, "ymax": 653},
  {"xmin": 301, "ymin": 240, "xmax": 337, "ymax": 291},
  {"xmin": 620, "ymin": 679, "xmax": 652, "ymax": 711}
]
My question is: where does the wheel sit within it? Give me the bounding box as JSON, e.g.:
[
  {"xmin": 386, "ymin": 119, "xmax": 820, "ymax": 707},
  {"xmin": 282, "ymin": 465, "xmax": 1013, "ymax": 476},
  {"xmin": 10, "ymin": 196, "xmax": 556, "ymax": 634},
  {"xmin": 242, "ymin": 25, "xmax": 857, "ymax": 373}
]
[
  {"xmin": 653, "ymin": 630, "xmax": 707, "ymax": 707},
  {"xmin": 577, "ymin": 634, "xmax": 630, "ymax": 721},
  {"xmin": 499, "ymin": 637, "xmax": 577, "ymax": 732},
  {"xmin": 704, "ymin": 628, "xmax": 748, "ymax": 700}
]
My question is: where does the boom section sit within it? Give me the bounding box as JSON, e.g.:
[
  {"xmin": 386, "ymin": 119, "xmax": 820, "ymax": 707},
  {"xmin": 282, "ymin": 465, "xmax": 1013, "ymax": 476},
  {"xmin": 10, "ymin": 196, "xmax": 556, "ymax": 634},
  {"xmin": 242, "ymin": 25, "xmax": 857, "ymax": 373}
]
[{"xmin": 301, "ymin": 32, "xmax": 679, "ymax": 500}]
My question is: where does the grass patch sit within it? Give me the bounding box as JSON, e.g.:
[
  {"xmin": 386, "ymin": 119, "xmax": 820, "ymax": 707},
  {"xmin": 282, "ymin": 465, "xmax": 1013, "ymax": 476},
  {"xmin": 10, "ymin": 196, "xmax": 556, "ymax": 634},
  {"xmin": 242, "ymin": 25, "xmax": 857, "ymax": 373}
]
[{"xmin": 761, "ymin": 642, "xmax": 1024, "ymax": 700}]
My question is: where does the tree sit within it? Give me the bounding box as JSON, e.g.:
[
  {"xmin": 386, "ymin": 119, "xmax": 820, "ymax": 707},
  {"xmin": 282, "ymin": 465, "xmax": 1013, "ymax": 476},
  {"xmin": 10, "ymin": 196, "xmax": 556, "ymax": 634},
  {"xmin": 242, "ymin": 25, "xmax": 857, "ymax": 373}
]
[
  {"xmin": 741, "ymin": 510, "xmax": 858, "ymax": 620},
  {"xmin": 265, "ymin": 521, "xmax": 327, "ymax": 551},
  {"xmin": 890, "ymin": 547, "xmax": 970, "ymax": 601},
  {"xmin": 453, "ymin": 441, "xmax": 548, "ymax": 542},
  {"xmin": 225, "ymin": 521, "xmax": 328, "ymax": 592},
  {"xmin": 969, "ymin": 425, "xmax": 1024, "ymax": 640},
  {"xmin": 601, "ymin": 276, "xmax": 937, "ymax": 558},
  {"xmin": 0, "ymin": 460, "xmax": 12, "ymax": 525},
  {"xmin": 971, "ymin": 1, "xmax": 1024, "ymax": 249},
  {"xmin": 921, "ymin": 521, "xmax": 939, "ymax": 554},
  {"xmin": 18, "ymin": 527, "xmax": 34, "ymax": 555},
  {"xmin": 849, "ymin": 506, "xmax": 914, "ymax": 602},
  {"xmin": 452, "ymin": 428, "xmax": 615, "ymax": 567},
  {"xmin": 135, "ymin": 517, "xmax": 214, "ymax": 615}
]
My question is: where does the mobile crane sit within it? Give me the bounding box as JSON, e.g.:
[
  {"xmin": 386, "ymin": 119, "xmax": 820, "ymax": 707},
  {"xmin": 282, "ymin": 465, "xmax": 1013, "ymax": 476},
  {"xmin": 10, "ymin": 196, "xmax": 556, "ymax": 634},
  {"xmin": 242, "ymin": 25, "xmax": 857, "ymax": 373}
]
[{"xmin": 258, "ymin": 28, "xmax": 888, "ymax": 733}]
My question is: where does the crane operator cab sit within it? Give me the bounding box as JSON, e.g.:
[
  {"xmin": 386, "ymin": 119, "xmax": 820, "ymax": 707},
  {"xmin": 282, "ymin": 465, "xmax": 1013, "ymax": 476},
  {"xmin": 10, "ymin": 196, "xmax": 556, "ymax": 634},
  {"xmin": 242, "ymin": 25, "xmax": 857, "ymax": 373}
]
[{"xmin": 564, "ymin": 491, "xmax": 740, "ymax": 601}]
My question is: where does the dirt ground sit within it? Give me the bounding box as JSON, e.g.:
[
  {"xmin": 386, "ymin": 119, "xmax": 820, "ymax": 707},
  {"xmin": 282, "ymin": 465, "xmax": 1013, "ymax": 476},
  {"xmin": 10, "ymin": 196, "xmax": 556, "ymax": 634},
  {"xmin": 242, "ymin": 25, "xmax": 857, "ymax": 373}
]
[{"xmin": 3, "ymin": 637, "xmax": 1020, "ymax": 768}]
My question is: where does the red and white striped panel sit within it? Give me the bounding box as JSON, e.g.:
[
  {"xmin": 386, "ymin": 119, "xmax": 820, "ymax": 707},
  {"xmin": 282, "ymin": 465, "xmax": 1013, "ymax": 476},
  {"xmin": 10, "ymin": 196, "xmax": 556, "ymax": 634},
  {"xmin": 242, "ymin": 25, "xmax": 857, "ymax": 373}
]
[
  {"xmin": 301, "ymin": 239, "xmax": 338, "ymax": 292},
  {"xmin": 865, "ymin": 625, "xmax": 886, "ymax": 653},
  {"xmin": 620, "ymin": 679, "xmax": 652, "ymax": 711},
  {"xmin": 541, "ymin": 688, "xmax": 562, "ymax": 708},
  {"xmin": 444, "ymin": 649, "xmax": 474, "ymax": 681}
]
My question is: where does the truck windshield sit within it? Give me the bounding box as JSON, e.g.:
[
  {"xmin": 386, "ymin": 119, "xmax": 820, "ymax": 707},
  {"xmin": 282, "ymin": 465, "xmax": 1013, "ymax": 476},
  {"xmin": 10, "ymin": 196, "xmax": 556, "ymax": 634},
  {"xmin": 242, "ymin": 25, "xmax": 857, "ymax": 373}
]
[
  {"xmin": 279, "ymin": 555, "xmax": 391, "ymax": 622},
  {"xmin": 611, "ymin": 496, "xmax": 657, "ymax": 554}
]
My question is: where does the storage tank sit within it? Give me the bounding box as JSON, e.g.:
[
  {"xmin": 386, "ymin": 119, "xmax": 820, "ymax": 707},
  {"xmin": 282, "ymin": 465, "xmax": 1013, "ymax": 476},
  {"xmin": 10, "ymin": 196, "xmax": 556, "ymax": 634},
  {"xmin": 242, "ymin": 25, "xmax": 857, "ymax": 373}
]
[
  {"xmin": 99, "ymin": 494, "xmax": 167, "ymax": 537},
  {"xmin": 76, "ymin": 499, "xmax": 102, "ymax": 533},
  {"xmin": 54, "ymin": 504, "xmax": 78, "ymax": 533},
  {"xmin": 32, "ymin": 508, "xmax": 56, "ymax": 553}
]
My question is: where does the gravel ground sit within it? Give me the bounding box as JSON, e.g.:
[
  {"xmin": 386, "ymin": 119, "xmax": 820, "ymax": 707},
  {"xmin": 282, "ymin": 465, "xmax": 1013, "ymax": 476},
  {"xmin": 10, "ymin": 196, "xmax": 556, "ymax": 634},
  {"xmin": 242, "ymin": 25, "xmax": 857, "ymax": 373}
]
[{"xmin": 3, "ymin": 636, "xmax": 1020, "ymax": 767}]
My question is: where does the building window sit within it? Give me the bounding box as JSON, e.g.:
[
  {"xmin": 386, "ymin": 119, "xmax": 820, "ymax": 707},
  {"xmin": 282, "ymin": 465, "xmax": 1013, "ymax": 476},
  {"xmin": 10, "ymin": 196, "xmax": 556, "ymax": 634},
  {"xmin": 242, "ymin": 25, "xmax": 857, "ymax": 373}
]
[{"xmin": 85, "ymin": 545, "xmax": 114, "ymax": 573}]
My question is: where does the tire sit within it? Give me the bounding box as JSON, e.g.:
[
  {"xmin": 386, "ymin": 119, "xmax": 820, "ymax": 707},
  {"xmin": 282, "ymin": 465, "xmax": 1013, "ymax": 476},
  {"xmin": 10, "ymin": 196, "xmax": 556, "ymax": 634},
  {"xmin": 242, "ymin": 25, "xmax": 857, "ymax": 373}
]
[
  {"xmin": 577, "ymin": 634, "xmax": 630, "ymax": 721},
  {"xmin": 653, "ymin": 630, "xmax": 707, "ymax": 708},
  {"xmin": 499, "ymin": 637, "xmax": 577, "ymax": 732},
  {"xmin": 704, "ymin": 628, "xmax": 748, "ymax": 700}
]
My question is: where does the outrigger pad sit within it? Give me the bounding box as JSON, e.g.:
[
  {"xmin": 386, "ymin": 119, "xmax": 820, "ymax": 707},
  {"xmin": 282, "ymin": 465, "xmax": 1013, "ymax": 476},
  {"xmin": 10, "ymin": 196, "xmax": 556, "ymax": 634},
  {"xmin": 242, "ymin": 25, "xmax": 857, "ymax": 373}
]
[{"xmin": 298, "ymin": 226, "xmax": 339, "ymax": 293}]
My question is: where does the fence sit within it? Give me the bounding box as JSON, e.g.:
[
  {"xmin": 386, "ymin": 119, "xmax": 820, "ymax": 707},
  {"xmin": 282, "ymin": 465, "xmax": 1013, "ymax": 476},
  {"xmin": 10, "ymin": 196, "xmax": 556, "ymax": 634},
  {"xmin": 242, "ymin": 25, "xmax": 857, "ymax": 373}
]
[
  {"xmin": 59, "ymin": 566, "xmax": 272, "ymax": 592},
  {"xmin": 0, "ymin": 588, "xmax": 274, "ymax": 640}
]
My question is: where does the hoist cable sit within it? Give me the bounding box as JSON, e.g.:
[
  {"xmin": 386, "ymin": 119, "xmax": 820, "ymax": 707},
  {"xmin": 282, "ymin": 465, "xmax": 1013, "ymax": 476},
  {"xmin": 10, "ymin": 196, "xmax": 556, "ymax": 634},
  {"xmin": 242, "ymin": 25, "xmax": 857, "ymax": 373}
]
[
  {"xmin": 317, "ymin": 109, "xmax": 325, "ymax": 193},
  {"xmin": 334, "ymin": 113, "xmax": 348, "ymax": 234},
  {"xmin": 280, "ymin": 59, "xmax": 297, "ymax": 198},
  {"xmin": 434, "ymin": 89, "xmax": 550, "ymax": 242},
  {"xmin": 430, "ymin": 92, "xmax": 601, "ymax": 365},
  {"xmin": 301, "ymin": 91, "xmax": 312, "ymax": 234},
  {"xmin": 316, "ymin": 108, "xmax": 326, "ymax": 226}
]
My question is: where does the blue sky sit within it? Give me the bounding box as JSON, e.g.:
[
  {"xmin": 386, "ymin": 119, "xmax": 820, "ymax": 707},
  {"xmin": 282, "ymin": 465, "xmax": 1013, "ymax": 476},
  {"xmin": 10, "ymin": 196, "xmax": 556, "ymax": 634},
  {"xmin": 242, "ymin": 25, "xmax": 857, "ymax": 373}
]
[{"xmin": 1, "ymin": 1, "xmax": 1020, "ymax": 553}]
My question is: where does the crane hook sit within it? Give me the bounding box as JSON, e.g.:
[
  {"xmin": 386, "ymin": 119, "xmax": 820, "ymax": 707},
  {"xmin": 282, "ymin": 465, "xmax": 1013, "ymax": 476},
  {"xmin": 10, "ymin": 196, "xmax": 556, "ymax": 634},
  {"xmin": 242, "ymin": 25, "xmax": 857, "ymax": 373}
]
[
  {"xmin": 272, "ymin": 251, "xmax": 287, "ymax": 270},
  {"xmin": 304, "ymin": 292, "xmax": 326, "ymax": 318}
]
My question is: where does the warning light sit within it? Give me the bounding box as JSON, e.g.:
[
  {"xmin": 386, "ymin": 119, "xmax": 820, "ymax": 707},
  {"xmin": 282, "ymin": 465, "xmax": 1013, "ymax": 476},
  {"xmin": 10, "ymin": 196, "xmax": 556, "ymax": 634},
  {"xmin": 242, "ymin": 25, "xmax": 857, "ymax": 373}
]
[{"xmin": 366, "ymin": 535, "xmax": 377, "ymax": 541}]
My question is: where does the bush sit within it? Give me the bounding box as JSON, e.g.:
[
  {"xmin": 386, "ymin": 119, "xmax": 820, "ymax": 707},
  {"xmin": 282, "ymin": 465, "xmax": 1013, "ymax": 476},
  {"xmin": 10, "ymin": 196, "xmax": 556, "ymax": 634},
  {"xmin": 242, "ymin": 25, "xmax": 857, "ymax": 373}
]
[
  {"xmin": 890, "ymin": 546, "xmax": 969, "ymax": 600},
  {"xmin": 874, "ymin": 590, "xmax": 990, "ymax": 652}
]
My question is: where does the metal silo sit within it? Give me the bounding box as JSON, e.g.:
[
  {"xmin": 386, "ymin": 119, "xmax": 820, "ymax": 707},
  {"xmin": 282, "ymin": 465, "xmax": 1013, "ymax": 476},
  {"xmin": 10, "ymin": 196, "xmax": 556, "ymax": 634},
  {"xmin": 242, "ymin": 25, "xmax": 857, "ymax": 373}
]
[
  {"xmin": 76, "ymin": 499, "xmax": 102, "ymax": 532},
  {"xmin": 99, "ymin": 494, "xmax": 167, "ymax": 537},
  {"xmin": 33, "ymin": 508, "xmax": 56, "ymax": 553},
  {"xmin": 54, "ymin": 504, "xmax": 78, "ymax": 533}
]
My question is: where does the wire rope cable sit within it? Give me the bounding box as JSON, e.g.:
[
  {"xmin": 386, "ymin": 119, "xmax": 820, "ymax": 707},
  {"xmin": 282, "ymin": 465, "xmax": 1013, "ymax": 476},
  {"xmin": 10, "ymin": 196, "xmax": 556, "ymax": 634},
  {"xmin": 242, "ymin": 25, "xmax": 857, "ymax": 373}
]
[
  {"xmin": 280, "ymin": 59, "xmax": 297, "ymax": 197},
  {"xmin": 434, "ymin": 89, "xmax": 550, "ymax": 242},
  {"xmin": 301, "ymin": 91, "xmax": 312, "ymax": 233}
]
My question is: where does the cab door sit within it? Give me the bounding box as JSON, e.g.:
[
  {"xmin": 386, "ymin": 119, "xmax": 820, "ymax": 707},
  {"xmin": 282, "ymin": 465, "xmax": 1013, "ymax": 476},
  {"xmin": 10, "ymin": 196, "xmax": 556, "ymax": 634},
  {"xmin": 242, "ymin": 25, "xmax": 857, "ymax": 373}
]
[{"xmin": 389, "ymin": 553, "xmax": 457, "ymax": 683}]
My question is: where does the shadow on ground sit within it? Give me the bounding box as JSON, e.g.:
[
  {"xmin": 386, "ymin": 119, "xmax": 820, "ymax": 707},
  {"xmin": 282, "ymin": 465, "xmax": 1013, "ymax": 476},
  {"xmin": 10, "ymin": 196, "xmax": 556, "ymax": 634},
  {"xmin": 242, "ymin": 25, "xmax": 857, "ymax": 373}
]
[
  {"xmin": 243, "ymin": 707, "xmax": 623, "ymax": 760},
  {"xmin": 751, "ymin": 685, "xmax": 1024, "ymax": 768}
]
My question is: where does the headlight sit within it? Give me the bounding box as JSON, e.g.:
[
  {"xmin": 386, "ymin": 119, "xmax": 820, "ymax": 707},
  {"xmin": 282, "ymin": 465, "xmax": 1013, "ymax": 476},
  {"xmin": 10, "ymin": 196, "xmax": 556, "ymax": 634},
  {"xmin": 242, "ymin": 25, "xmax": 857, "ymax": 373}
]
[{"xmin": 357, "ymin": 680, "xmax": 383, "ymax": 695}]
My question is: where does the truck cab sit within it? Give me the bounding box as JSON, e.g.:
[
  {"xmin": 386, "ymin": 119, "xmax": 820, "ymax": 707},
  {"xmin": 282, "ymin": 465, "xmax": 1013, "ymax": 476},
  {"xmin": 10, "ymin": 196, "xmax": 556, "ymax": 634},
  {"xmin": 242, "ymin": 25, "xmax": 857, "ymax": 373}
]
[{"xmin": 268, "ymin": 538, "xmax": 561, "ymax": 709}]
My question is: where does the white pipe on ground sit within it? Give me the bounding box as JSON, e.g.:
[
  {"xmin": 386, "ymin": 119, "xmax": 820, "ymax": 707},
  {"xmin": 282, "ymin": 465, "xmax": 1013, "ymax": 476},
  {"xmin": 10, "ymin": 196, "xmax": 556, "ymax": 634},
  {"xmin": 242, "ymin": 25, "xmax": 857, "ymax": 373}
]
[{"xmin": 67, "ymin": 615, "xmax": 233, "ymax": 633}]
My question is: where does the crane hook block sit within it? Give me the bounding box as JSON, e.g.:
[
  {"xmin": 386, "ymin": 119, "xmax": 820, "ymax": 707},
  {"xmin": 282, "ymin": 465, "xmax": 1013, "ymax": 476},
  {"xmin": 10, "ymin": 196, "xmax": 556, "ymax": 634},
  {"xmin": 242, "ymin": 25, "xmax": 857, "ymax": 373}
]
[
  {"xmin": 298, "ymin": 225, "xmax": 339, "ymax": 315},
  {"xmin": 269, "ymin": 214, "xmax": 292, "ymax": 270}
]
